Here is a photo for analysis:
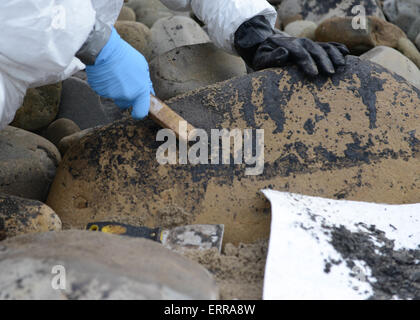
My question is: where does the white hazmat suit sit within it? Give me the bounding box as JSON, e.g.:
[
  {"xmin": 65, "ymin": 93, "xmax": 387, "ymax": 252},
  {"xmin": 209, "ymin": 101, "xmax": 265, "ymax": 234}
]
[{"xmin": 0, "ymin": 0, "xmax": 277, "ymax": 130}]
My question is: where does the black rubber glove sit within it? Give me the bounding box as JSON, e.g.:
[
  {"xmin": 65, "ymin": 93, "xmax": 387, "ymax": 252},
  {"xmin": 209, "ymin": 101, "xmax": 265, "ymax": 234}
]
[{"xmin": 234, "ymin": 15, "xmax": 350, "ymax": 76}]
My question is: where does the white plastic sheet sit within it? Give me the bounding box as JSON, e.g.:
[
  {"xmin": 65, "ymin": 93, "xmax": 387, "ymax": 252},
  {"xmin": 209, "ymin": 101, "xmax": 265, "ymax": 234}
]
[{"xmin": 262, "ymin": 189, "xmax": 420, "ymax": 300}]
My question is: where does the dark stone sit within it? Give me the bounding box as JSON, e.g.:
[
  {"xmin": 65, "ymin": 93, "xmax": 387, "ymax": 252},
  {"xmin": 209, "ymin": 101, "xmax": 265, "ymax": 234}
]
[{"xmin": 57, "ymin": 77, "xmax": 123, "ymax": 130}]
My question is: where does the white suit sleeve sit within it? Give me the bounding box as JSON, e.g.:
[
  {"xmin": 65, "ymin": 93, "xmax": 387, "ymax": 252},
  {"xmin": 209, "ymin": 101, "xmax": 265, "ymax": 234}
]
[
  {"xmin": 0, "ymin": 0, "xmax": 123, "ymax": 130},
  {"xmin": 159, "ymin": 0, "xmax": 192, "ymax": 11},
  {"xmin": 160, "ymin": 0, "xmax": 277, "ymax": 54}
]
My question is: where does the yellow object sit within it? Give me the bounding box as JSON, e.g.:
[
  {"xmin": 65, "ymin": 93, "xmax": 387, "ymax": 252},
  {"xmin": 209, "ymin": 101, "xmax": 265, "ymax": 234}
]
[
  {"xmin": 101, "ymin": 225, "xmax": 127, "ymax": 235},
  {"xmin": 89, "ymin": 224, "xmax": 99, "ymax": 231}
]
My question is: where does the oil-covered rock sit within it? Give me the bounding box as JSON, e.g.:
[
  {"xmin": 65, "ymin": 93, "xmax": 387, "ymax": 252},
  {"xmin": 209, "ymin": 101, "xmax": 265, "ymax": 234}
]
[
  {"xmin": 47, "ymin": 56, "xmax": 420, "ymax": 245},
  {"xmin": 0, "ymin": 193, "xmax": 61, "ymax": 240}
]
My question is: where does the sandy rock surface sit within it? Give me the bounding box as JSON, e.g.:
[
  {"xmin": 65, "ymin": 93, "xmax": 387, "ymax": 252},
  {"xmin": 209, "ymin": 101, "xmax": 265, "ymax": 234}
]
[
  {"xmin": 183, "ymin": 240, "xmax": 268, "ymax": 300},
  {"xmin": 47, "ymin": 56, "xmax": 420, "ymax": 245},
  {"xmin": 0, "ymin": 194, "xmax": 61, "ymax": 241}
]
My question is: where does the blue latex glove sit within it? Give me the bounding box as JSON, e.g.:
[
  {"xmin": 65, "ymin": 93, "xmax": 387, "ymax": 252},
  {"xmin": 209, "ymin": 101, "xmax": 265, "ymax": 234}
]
[{"xmin": 86, "ymin": 27, "xmax": 154, "ymax": 119}]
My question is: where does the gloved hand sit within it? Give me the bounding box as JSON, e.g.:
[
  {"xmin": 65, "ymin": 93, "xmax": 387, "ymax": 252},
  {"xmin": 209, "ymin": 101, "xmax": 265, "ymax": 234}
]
[
  {"xmin": 85, "ymin": 27, "xmax": 154, "ymax": 119},
  {"xmin": 234, "ymin": 15, "xmax": 350, "ymax": 76}
]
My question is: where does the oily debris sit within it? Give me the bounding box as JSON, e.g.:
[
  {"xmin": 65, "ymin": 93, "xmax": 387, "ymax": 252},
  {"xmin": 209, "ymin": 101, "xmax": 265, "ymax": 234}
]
[
  {"xmin": 156, "ymin": 205, "xmax": 195, "ymax": 229},
  {"xmin": 330, "ymin": 225, "xmax": 420, "ymax": 300},
  {"xmin": 182, "ymin": 240, "xmax": 268, "ymax": 300}
]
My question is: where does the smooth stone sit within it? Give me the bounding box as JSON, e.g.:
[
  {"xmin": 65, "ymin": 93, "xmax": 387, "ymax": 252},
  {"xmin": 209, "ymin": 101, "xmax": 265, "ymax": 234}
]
[
  {"xmin": 100, "ymin": 97, "xmax": 128, "ymax": 123},
  {"xmin": 315, "ymin": 16, "xmax": 406, "ymax": 54},
  {"xmin": 284, "ymin": 20, "xmax": 317, "ymax": 39},
  {"xmin": 72, "ymin": 70, "xmax": 87, "ymax": 81},
  {"xmin": 416, "ymin": 34, "xmax": 420, "ymax": 50},
  {"xmin": 11, "ymin": 83, "xmax": 62, "ymax": 132},
  {"xmin": 57, "ymin": 127, "xmax": 98, "ymax": 156},
  {"xmin": 44, "ymin": 118, "xmax": 81, "ymax": 148},
  {"xmin": 0, "ymin": 126, "xmax": 61, "ymax": 202},
  {"xmin": 47, "ymin": 56, "xmax": 420, "ymax": 245},
  {"xmin": 114, "ymin": 21, "xmax": 152, "ymax": 61},
  {"xmin": 117, "ymin": 5, "xmax": 136, "ymax": 21},
  {"xmin": 0, "ymin": 193, "xmax": 61, "ymax": 241},
  {"xmin": 150, "ymin": 16, "xmax": 210, "ymax": 58},
  {"xmin": 383, "ymin": 0, "xmax": 420, "ymax": 41},
  {"xmin": 397, "ymin": 38, "xmax": 420, "ymax": 70},
  {"xmin": 57, "ymin": 77, "xmax": 120, "ymax": 130},
  {"xmin": 0, "ymin": 230, "xmax": 218, "ymax": 299},
  {"xmin": 360, "ymin": 46, "xmax": 420, "ymax": 89},
  {"xmin": 150, "ymin": 43, "xmax": 247, "ymax": 100},
  {"xmin": 278, "ymin": 0, "xmax": 385, "ymax": 27},
  {"xmin": 126, "ymin": 0, "xmax": 186, "ymax": 28},
  {"xmin": 277, "ymin": 0, "xmax": 303, "ymax": 28}
]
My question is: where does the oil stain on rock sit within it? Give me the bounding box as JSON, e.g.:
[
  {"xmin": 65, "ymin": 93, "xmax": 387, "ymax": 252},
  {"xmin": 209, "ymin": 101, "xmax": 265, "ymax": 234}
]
[
  {"xmin": 0, "ymin": 193, "xmax": 61, "ymax": 240},
  {"xmin": 331, "ymin": 225, "xmax": 420, "ymax": 299},
  {"xmin": 47, "ymin": 56, "xmax": 420, "ymax": 245}
]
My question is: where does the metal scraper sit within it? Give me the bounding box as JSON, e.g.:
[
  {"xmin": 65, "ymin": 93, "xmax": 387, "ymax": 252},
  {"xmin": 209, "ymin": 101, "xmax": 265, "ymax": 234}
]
[{"xmin": 86, "ymin": 222, "xmax": 224, "ymax": 253}]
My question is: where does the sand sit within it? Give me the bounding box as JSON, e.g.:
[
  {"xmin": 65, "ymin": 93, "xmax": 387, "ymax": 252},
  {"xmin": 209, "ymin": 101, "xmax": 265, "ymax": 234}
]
[{"xmin": 182, "ymin": 240, "xmax": 268, "ymax": 300}]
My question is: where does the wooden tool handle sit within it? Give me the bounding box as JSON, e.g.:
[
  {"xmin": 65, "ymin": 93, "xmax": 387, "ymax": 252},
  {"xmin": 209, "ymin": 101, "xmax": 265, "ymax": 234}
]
[{"xmin": 149, "ymin": 95, "xmax": 196, "ymax": 143}]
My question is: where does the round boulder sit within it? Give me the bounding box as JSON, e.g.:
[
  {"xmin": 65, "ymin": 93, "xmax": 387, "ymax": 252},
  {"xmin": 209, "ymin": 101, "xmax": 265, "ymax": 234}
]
[
  {"xmin": 114, "ymin": 21, "xmax": 152, "ymax": 61},
  {"xmin": 0, "ymin": 193, "xmax": 61, "ymax": 241},
  {"xmin": 150, "ymin": 16, "xmax": 210, "ymax": 58},
  {"xmin": 0, "ymin": 230, "xmax": 218, "ymax": 299},
  {"xmin": 11, "ymin": 83, "xmax": 62, "ymax": 132},
  {"xmin": 57, "ymin": 127, "xmax": 97, "ymax": 156},
  {"xmin": 383, "ymin": 0, "xmax": 420, "ymax": 41},
  {"xmin": 127, "ymin": 0, "xmax": 175, "ymax": 28},
  {"xmin": 284, "ymin": 20, "xmax": 317, "ymax": 40},
  {"xmin": 360, "ymin": 46, "xmax": 420, "ymax": 90},
  {"xmin": 315, "ymin": 16, "xmax": 406, "ymax": 54},
  {"xmin": 1, "ymin": 126, "xmax": 61, "ymax": 202},
  {"xmin": 47, "ymin": 56, "xmax": 420, "ymax": 245},
  {"xmin": 150, "ymin": 43, "xmax": 247, "ymax": 100},
  {"xmin": 44, "ymin": 118, "xmax": 80, "ymax": 148},
  {"xmin": 118, "ymin": 6, "xmax": 136, "ymax": 22}
]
